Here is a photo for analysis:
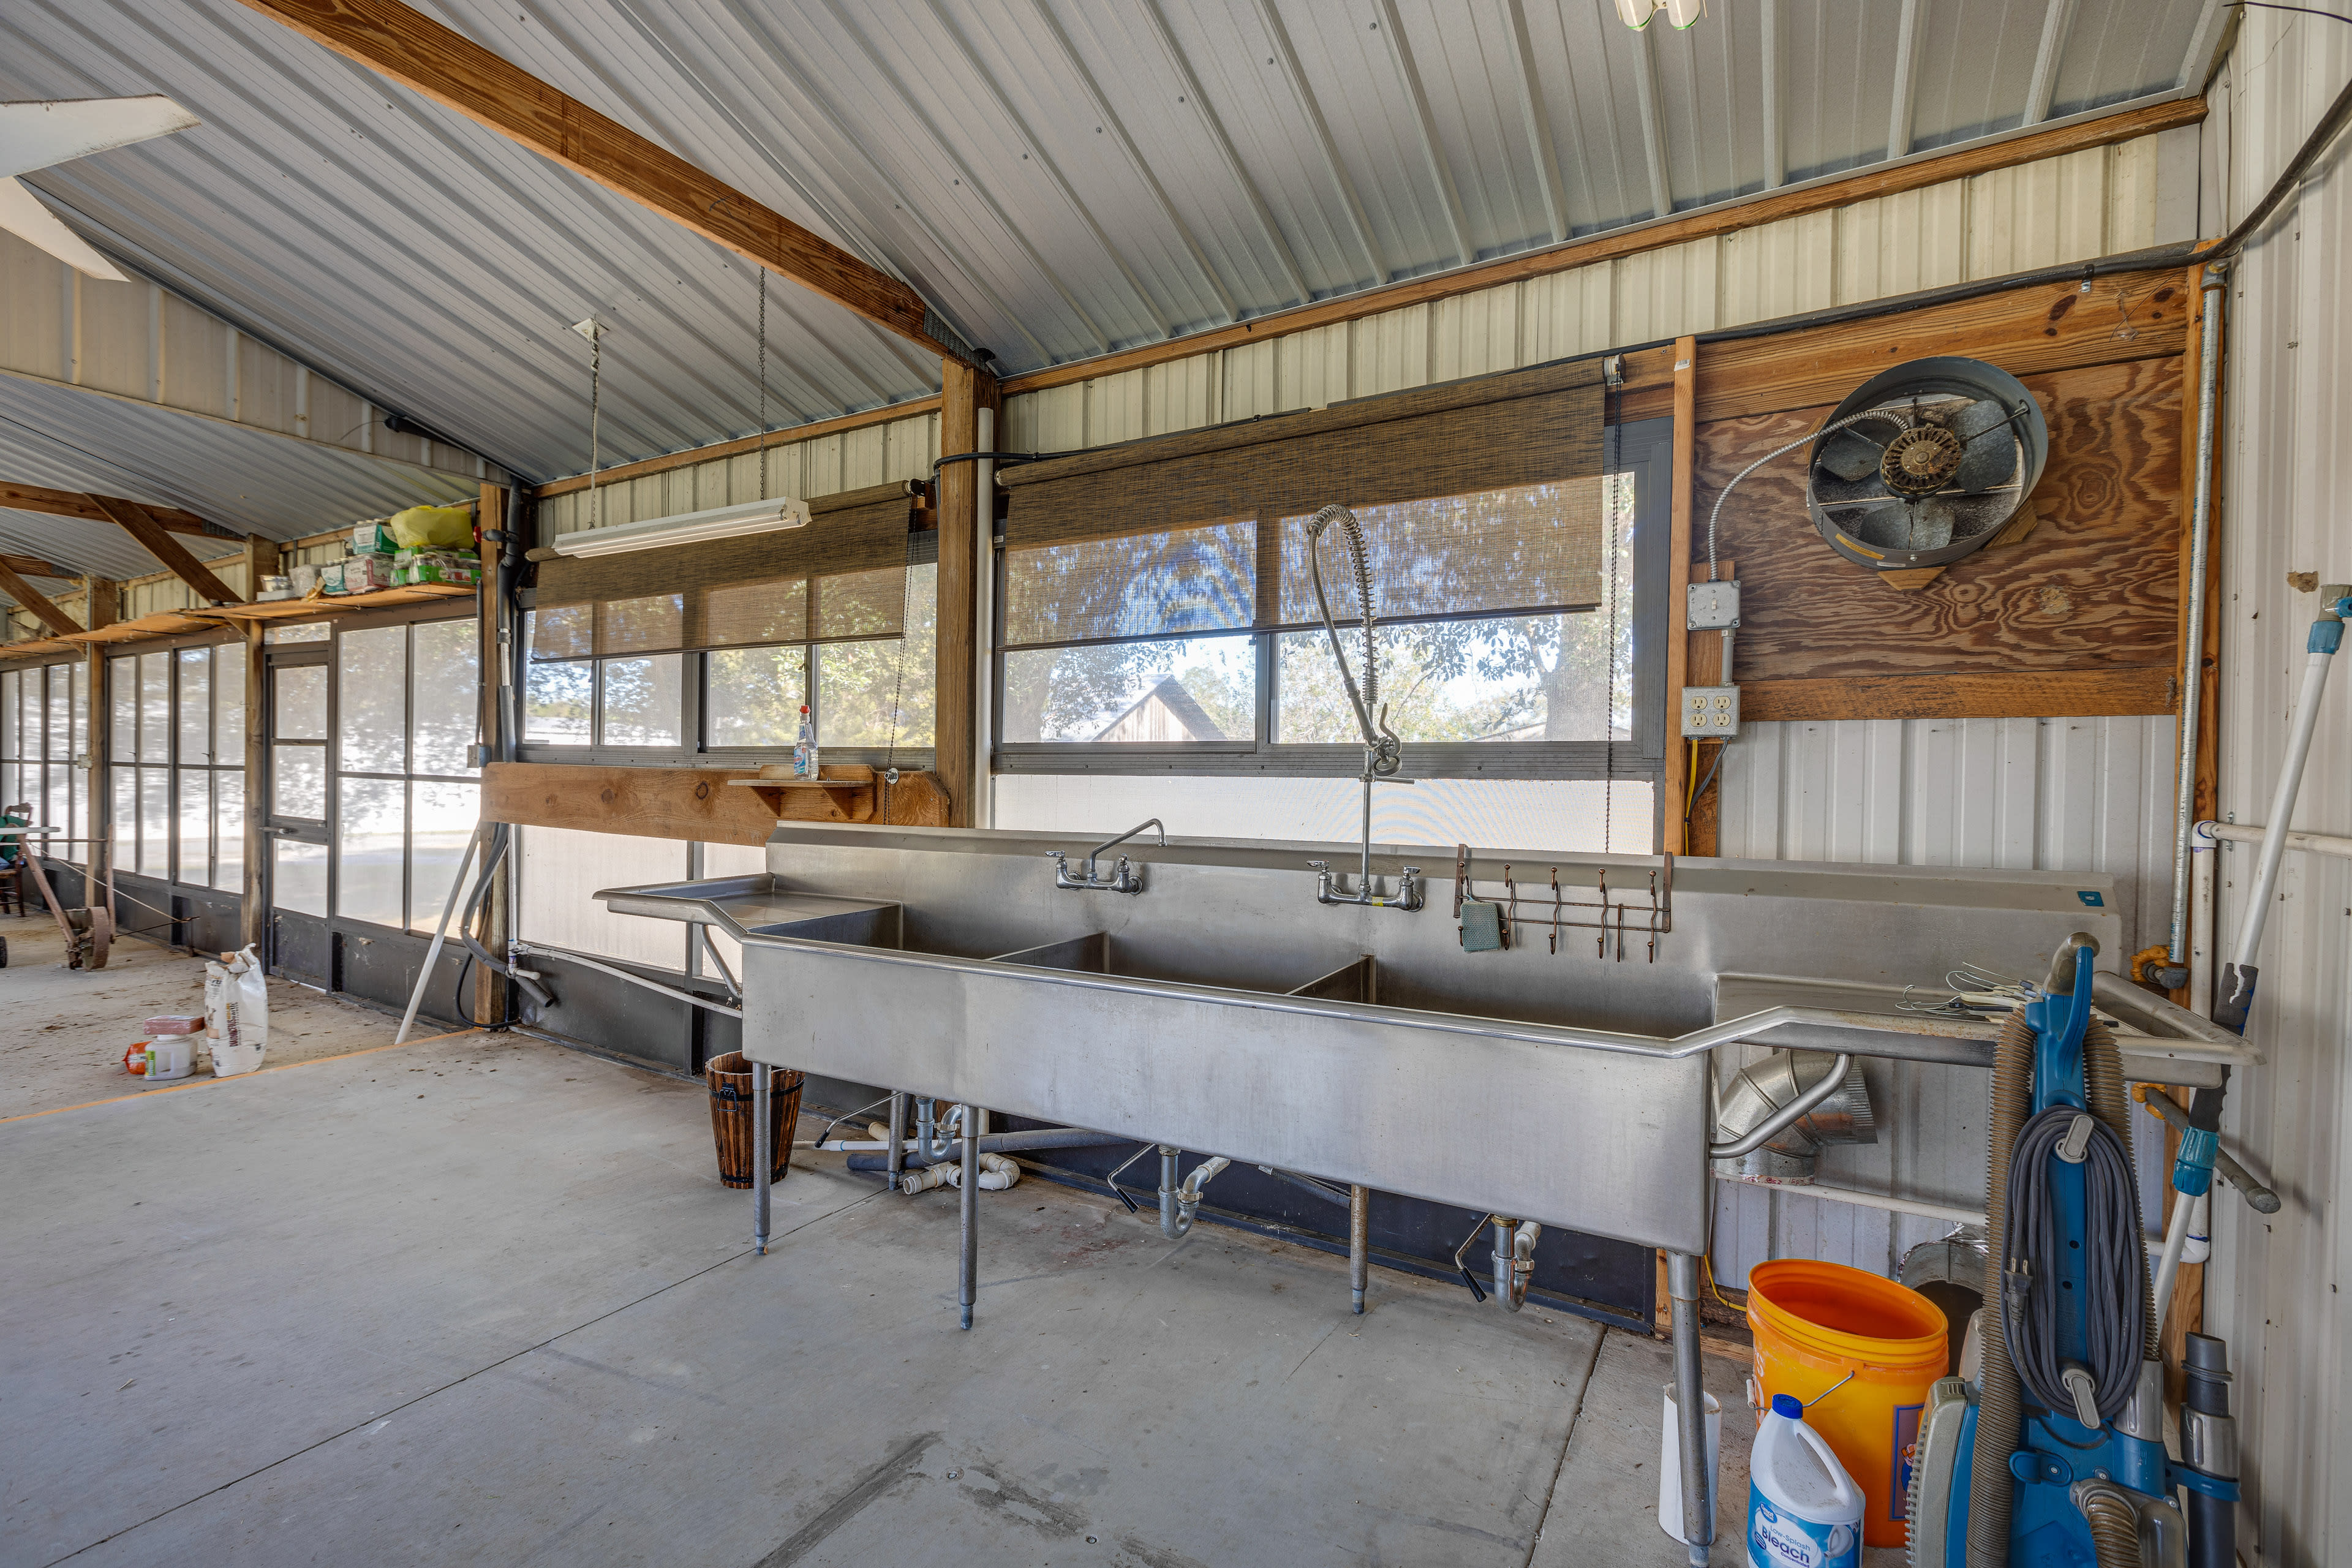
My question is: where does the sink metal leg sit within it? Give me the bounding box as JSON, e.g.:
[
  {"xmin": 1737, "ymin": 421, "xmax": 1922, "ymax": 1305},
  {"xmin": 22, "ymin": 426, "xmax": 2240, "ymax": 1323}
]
[
  {"xmin": 1349, "ymin": 1185, "xmax": 1370, "ymax": 1314},
  {"xmin": 752, "ymin": 1061, "xmax": 771, "ymax": 1256},
  {"xmin": 886, "ymin": 1090, "xmax": 906, "ymax": 1193},
  {"xmin": 1667, "ymin": 1251, "xmax": 1713, "ymax": 1567},
  {"xmin": 959, "ymin": 1104, "xmax": 980, "ymax": 1329}
]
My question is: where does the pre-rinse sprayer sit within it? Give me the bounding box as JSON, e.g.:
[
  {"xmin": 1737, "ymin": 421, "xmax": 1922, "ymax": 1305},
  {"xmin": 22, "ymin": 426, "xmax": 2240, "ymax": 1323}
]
[{"xmin": 1303, "ymin": 504, "xmax": 1423, "ymax": 911}]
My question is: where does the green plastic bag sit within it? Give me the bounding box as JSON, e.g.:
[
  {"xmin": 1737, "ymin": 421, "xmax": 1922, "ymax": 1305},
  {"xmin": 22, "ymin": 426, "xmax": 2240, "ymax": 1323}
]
[{"xmin": 385, "ymin": 504, "xmax": 474, "ymax": 549}]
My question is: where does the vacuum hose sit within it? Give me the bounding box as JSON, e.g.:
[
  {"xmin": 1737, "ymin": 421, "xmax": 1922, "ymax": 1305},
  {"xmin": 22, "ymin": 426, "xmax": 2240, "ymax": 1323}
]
[{"xmin": 1969, "ymin": 1007, "xmax": 2035, "ymax": 1568}]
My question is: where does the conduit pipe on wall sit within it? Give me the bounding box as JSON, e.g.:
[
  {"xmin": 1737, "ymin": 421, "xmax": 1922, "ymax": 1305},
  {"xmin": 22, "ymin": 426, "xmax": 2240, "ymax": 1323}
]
[
  {"xmin": 2196, "ymin": 819, "xmax": 2352, "ymax": 860},
  {"xmin": 2162, "ymin": 263, "xmax": 2230, "ymax": 986}
]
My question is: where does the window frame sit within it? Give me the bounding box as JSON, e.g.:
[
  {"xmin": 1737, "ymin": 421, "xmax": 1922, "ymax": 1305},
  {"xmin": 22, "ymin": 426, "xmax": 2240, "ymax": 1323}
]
[
  {"xmin": 990, "ymin": 416, "xmax": 1673, "ymax": 781},
  {"xmin": 512, "ymin": 556, "xmax": 940, "ymax": 771},
  {"xmin": 1, "ymin": 658, "xmax": 89, "ymax": 866},
  {"xmin": 102, "ymin": 631, "xmax": 245, "ymax": 889}
]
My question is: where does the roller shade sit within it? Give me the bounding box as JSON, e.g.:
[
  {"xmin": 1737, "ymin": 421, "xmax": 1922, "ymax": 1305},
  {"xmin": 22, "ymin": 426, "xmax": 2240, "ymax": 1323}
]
[
  {"xmin": 532, "ymin": 483, "xmax": 914, "ymax": 660},
  {"xmin": 997, "ymin": 359, "xmax": 1605, "ymax": 650}
]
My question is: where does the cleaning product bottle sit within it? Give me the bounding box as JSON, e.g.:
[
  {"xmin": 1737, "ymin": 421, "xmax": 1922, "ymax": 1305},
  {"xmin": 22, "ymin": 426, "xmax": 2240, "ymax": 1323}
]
[
  {"xmin": 1747, "ymin": 1393, "xmax": 1863, "ymax": 1568},
  {"xmin": 794, "ymin": 703, "xmax": 818, "ymax": 779}
]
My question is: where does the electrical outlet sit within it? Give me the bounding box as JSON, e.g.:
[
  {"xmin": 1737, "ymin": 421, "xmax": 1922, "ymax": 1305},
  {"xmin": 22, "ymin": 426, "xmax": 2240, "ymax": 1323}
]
[
  {"xmin": 1681, "ymin": 685, "xmax": 1740, "ymax": 737},
  {"xmin": 1686, "ymin": 579, "xmax": 1741, "ymax": 630}
]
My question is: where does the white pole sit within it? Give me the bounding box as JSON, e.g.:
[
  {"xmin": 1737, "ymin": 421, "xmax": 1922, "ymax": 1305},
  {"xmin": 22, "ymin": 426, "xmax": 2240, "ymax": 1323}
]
[
  {"xmin": 396, "ymin": 825, "xmax": 485, "ymax": 1044},
  {"xmin": 972, "ymin": 407, "xmax": 996, "ymax": 830}
]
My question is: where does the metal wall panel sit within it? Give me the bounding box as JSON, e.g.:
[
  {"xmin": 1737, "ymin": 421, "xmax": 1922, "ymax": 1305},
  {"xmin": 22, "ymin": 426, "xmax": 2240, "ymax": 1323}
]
[
  {"xmin": 1709, "ymin": 714, "xmax": 2180, "ymax": 1289},
  {"xmin": 537, "ymin": 411, "xmax": 940, "ymax": 537},
  {"xmin": 2199, "ymin": 18, "xmax": 2352, "ymax": 1565},
  {"xmin": 1002, "ymin": 128, "xmax": 2197, "ymax": 450}
]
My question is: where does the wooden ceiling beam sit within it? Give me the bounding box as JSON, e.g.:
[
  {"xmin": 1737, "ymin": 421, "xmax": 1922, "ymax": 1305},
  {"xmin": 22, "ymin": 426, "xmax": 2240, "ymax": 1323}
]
[
  {"xmin": 86, "ymin": 494, "xmax": 246, "ymax": 605},
  {"xmin": 0, "ymin": 560, "xmax": 80, "ymax": 637},
  {"xmin": 0, "ymin": 481, "xmax": 225, "ymax": 539},
  {"xmin": 234, "ymin": 0, "xmax": 967, "ymax": 362},
  {"xmin": 1, "ymin": 552, "xmax": 74, "ymax": 580}
]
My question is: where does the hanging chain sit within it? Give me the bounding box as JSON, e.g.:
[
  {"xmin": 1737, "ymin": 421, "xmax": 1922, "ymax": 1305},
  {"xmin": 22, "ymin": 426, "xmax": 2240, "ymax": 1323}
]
[
  {"xmin": 756, "ymin": 268, "xmax": 769, "ymax": 499},
  {"xmin": 586, "ymin": 330, "xmax": 603, "ymax": 531}
]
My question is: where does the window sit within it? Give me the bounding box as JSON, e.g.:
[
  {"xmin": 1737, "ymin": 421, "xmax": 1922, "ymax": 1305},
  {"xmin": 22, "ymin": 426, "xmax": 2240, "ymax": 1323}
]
[
  {"xmin": 107, "ymin": 643, "xmax": 244, "ymax": 886},
  {"xmin": 992, "ymin": 367, "xmax": 1664, "ymax": 783},
  {"xmin": 524, "ymin": 481, "xmax": 933, "ymax": 763},
  {"xmin": 331, "ymin": 617, "xmax": 481, "ymax": 933},
  {"xmin": 1, "ymin": 662, "xmax": 88, "ymax": 864},
  {"xmin": 523, "ymin": 550, "xmax": 938, "ymax": 761}
]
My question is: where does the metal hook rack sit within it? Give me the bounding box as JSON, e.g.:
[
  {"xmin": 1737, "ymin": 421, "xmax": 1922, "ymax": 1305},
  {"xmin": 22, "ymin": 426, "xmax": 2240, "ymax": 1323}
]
[{"xmin": 1450, "ymin": 845, "xmax": 1675, "ymax": 962}]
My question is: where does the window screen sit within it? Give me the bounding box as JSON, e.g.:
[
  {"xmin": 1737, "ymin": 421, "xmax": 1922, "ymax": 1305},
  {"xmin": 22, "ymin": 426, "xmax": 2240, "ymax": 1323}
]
[{"xmin": 997, "ymin": 359, "xmax": 1605, "ymax": 657}]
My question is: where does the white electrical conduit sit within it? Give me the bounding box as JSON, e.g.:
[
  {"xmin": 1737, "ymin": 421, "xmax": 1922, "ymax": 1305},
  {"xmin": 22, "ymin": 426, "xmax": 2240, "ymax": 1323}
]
[
  {"xmin": 508, "ymin": 938, "xmax": 744, "ymax": 1019},
  {"xmin": 2195, "ymin": 820, "xmax": 2352, "ymax": 861}
]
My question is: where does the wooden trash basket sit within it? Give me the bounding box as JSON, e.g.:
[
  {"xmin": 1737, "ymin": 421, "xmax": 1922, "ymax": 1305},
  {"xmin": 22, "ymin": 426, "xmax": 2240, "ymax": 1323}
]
[{"xmin": 706, "ymin": 1050, "xmax": 802, "ymax": 1189}]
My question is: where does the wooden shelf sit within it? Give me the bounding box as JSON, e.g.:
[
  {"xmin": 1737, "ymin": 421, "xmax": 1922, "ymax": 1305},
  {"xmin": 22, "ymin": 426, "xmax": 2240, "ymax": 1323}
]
[
  {"xmin": 200, "ymin": 583, "xmax": 477, "ymax": 621},
  {"xmin": 4, "ymin": 584, "xmax": 475, "ymax": 661},
  {"xmin": 725, "ymin": 764, "xmax": 946, "ymax": 826}
]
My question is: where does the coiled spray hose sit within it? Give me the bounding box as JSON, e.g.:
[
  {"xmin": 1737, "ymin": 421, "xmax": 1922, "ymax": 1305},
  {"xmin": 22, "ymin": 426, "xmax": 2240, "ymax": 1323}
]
[
  {"xmin": 1305, "ymin": 504, "xmax": 1401, "ymax": 776},
  {"xmin": 1969, "ymin": 1006, "xmax": 2035, "ymax": 1568}
]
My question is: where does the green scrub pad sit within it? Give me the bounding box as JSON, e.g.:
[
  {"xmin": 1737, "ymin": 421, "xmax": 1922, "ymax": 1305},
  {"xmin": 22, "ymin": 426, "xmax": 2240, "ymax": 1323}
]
[{"xmin": 1460, "ymin": 899, "xmax": 1504, "ymax": 951}]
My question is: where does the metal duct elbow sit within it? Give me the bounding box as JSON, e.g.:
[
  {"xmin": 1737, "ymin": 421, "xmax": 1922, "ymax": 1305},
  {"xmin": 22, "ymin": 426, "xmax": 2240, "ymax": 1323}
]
[{"xmin": 1713, "ymin": 1050, "xmax": 1875, "ymax": 1183}]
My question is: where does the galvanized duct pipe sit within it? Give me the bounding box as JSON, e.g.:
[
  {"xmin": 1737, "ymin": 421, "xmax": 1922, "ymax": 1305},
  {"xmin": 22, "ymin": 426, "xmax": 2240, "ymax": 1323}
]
[
  {"xmin": 1710, "ymin": 1050, "xmax": 1874, "ymax": 1180},
  {"xmin": 2162, "ymin": 263, "xmax": 2230, "ymax": 986}
]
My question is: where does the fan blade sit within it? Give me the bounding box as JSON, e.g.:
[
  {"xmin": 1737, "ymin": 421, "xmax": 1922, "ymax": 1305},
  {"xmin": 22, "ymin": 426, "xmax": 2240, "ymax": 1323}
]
[
  {"xmin": 1817, "ymin": 430, "xmax": 1883, "ymax": 482},
  {"xmin": 1844, "ymin": 503, "xmax": 1917, "ymax": 550},
  {"xmin": 1948, "ymin": 398, "xmax": 2013, "ymax": 442},
  {"xmin": 0, "ymin": 176, "xmax": 125, "ymax": 281},
  {"xmin": 0, "ymin": 98, "xmax": 200, "ymax": 181},
  {"xmin": 1902, "ymin": 501, "xmax": 1958, "ymax": 551}
]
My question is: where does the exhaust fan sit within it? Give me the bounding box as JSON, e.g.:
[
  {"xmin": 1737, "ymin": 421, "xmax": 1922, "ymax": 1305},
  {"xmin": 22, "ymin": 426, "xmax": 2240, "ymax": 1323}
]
[{"xmin": 1804, "ymin": 356, "xmax": 2048, "ymax": 573}]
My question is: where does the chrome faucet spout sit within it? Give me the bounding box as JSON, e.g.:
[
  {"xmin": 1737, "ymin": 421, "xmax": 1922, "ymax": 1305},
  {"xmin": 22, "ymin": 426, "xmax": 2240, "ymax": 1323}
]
[
  {"xmin": 1050, "ymin": 818, "xmax": 1165, "ymax": 894},
  {"xmin": 1304, "ymin": 505, "xmax": 1418, "ymax": 913}
]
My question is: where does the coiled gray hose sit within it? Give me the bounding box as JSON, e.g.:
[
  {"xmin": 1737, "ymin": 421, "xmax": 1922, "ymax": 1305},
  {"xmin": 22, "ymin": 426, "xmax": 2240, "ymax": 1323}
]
[{"xmin": 2000, "ymin": 1104, "xmax": 2148, "ymax": 1420}]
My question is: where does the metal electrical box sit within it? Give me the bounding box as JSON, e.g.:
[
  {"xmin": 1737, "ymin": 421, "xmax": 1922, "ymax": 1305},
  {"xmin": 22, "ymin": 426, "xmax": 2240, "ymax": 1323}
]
[
  {"xmin": 1686, "ymin": 580, "xmax": 1741, "ymax": 630},
  {"xmin": 1682, "ymin": 685, "xmax": 1739, "ymax": 737}
]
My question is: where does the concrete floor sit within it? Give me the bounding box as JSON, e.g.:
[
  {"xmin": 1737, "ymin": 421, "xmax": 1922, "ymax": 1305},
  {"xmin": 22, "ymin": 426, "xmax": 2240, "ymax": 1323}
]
[
  {"xmin": 2, "ymin": 956, "xmax": 1904, "ymax": 1568},
  {"xmin": 2, "ymin": 918, "xmax": 428, "ymax": 1120}
]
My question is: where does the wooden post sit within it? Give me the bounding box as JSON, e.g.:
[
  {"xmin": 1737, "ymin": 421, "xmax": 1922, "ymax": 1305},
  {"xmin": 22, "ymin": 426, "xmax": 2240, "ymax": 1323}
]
[
  {"xmin": 239, "ymin": 537, "xmax": 280, "ymax": 950},
  {"xmin": 1660, "ymin": 337, "xmax": 1698, "ymax": 854},
  {"xmin": 935, "ymin": 358, "xmax": 998, "ymax": 829},
  {"xmin": 1683, "ymin": 559, "xmax": 1732, "ymax": 858},
  {"xmin": 83, "ymin": 576, "xmax": 117, "ymax": 901},
  {"xmin": 474, "ymin": 481, "xmax": 508, "ymax": 1026}
]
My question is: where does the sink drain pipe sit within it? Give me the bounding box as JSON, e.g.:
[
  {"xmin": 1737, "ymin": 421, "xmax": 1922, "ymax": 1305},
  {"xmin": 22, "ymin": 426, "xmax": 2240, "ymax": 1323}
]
[
  {"xmin": 841, "ymin": 1126, "xmax": 1132, "ymax": 1172},
  {"xmin": 1160, "ymin": 1149, "xmax": 1231, "ymax": 1238}
]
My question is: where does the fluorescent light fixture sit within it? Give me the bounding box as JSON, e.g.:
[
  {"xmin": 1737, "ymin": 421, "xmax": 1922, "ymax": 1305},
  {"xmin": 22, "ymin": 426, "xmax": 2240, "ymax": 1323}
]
[
  {"xmin": 1615, "ymin": 0, "xmax": 1705, "ymax": 27},
  {"xmin": 548, "ymin": 496, "xmax": 810, "ymax": 558}
]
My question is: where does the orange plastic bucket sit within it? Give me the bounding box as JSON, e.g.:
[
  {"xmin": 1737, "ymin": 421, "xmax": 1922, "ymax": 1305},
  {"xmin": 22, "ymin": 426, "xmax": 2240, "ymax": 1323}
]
[{"xmin": 1746, "ymin": 1259, "xmax": 1947, "ymax": 1548}]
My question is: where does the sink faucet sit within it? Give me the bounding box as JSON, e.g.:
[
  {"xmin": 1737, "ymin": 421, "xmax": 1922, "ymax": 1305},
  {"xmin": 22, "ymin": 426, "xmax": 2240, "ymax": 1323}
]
[
  {"xmin": 1303, "ymin": 504, "xmax": 1423, "ymax": 912},
  {"xmin": 1050, "ymin": 817, "xmax": 1164, "ymax": 894}
]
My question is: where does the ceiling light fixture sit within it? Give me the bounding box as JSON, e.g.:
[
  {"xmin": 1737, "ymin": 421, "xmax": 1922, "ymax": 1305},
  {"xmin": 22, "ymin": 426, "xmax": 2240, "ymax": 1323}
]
[
  {"xmin": 1615, "ymin": 0, "xmax": 1706, "ymax": 29},
  {"xmin": 547, "ymin": 496, "xmax": 810, "ymax": 559}
]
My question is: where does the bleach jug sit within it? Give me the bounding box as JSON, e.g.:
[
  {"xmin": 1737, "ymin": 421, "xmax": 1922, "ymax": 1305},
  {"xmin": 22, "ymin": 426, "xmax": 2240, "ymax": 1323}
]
[{"xmin": 1747, "ymin": 1394, "xmax": 1862, "ymax": 1568}]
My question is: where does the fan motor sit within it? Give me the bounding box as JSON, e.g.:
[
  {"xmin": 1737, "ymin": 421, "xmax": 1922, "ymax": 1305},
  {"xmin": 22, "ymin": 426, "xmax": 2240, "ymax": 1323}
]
[{"xmin": 1880, "ymin": 425, "xmax": 1964, "ymax": 495}]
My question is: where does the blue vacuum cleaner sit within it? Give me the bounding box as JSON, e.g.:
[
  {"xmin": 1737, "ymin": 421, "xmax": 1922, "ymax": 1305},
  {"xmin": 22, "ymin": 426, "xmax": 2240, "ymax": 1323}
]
[{"xmin": 1905, "ymin": 935, "xmax": 2236, "ymax": 1568}]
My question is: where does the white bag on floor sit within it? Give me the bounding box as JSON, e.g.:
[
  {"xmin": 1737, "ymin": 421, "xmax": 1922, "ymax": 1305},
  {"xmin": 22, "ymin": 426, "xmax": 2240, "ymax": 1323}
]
[{"xmin": 205, "ymin": 946, "xmax": 270, "ymax": 1077}]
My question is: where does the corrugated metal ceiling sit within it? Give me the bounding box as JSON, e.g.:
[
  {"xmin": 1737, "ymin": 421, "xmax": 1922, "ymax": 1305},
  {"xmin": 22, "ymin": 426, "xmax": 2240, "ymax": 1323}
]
[
  {"xmin": 0, "ymin": 0, "xmax": 2217, "ymax": 494},
  {"xmin": 0, "ymin": 371, "xmax": 478, "ymax": 582}
]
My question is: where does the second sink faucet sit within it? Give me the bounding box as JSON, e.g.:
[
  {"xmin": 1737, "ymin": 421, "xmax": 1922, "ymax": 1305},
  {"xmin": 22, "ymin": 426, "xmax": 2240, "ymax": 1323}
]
[
  {"xmin": 1050, "ymin": 817, "xmax": 1165, "ymax": 894},
  {"xmin": 1303, "ymin": 503, "xmax": 1423, "ymax": 912}
]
